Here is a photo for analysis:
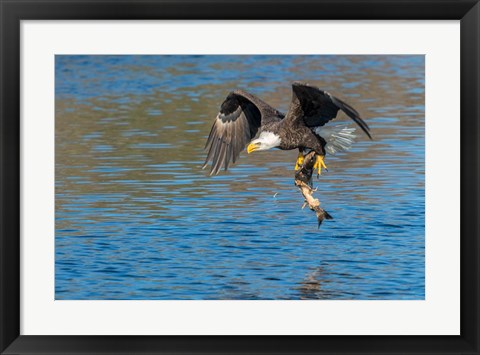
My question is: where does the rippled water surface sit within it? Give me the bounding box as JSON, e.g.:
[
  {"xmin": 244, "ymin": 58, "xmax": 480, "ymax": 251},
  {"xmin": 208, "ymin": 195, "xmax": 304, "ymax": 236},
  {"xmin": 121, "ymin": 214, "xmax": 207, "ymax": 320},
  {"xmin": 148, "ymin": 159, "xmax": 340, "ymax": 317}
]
[{"xmin": 55, "ymin": 55, "xmax": 424, "ymax": 299}]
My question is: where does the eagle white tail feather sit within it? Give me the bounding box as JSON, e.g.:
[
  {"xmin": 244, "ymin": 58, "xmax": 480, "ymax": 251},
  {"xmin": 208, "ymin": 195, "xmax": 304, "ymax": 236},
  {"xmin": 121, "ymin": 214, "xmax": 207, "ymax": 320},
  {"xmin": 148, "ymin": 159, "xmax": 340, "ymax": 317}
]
[{"xmin": 314, "ymin": 126, "xmax": 357, "ymax": 155}]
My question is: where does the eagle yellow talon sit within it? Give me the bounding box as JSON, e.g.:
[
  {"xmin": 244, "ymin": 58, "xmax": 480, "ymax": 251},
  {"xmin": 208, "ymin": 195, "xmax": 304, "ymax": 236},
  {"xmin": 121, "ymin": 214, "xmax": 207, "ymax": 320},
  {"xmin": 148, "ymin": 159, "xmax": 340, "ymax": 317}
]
[
  {"xmin": 313, "ymin": 155, "xmax": 327, "ymax": 175},
  {"xmin": 294, "ymin": 153, "xmax": 305, "ymax": 171}
]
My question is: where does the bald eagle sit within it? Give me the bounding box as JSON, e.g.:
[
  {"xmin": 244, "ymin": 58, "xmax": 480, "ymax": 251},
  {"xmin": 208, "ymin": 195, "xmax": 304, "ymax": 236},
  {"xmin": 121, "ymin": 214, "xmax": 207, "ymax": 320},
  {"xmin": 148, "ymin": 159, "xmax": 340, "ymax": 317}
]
[{"xmin": 203, "ymin": 82, "xmax": 371, "ymax": 175}]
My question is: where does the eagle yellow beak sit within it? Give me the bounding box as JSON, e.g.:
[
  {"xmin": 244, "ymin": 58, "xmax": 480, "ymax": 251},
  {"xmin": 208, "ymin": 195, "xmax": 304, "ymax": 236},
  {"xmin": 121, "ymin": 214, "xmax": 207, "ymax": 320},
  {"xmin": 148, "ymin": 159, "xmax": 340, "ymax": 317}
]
[{"xmin": 247, "ymin": 142, "xmax": 260, "ymax": 154}]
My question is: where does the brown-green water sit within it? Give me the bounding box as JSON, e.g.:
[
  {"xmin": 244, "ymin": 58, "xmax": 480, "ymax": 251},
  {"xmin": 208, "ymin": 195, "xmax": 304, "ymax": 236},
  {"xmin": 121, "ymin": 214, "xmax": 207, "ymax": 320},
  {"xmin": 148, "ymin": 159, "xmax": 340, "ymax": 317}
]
[{"xmin": 55, "ymin": 55, "xmax": 424, "ymax": 299}]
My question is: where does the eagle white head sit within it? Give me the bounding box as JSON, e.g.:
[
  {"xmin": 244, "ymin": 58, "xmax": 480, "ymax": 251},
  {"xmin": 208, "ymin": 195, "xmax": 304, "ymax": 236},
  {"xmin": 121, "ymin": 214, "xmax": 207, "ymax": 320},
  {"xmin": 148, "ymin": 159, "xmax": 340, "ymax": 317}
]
[{"xmin": 247, "ymin": 131, "xmax": 282, "ymax": 153}]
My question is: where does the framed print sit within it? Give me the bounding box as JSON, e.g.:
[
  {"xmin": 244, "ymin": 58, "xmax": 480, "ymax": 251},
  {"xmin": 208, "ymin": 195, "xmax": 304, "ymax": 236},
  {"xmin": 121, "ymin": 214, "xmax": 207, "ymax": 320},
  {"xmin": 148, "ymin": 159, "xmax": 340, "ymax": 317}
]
[{"xmin": 1, "ymin": 0, "xmax": 479, "ymax": 354}]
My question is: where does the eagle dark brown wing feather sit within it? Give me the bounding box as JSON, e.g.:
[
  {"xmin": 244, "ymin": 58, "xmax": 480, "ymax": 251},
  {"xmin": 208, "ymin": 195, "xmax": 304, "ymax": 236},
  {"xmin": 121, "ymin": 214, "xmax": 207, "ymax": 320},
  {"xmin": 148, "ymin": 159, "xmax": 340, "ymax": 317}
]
[
  {"xmin": 203, "ymin": 90, "xmax": 282, "ymax": 175},
  {"xmin": 287, "ymin": 82, "xmax": 372, "ymax": 139}
]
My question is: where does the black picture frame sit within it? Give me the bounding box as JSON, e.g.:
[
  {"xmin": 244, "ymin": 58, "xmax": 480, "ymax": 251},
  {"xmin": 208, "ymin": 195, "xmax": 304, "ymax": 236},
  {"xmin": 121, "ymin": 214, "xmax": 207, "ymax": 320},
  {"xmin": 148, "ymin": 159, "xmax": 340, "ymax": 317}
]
[{"xmin": 1, "ymin": 1, "xmax": 479, "ymax": 354}]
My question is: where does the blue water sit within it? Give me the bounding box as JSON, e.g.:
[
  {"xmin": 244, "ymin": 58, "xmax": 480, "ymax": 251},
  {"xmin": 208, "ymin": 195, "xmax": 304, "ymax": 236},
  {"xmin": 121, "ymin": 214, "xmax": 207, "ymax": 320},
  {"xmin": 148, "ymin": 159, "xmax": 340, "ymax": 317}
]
[{"xmin": 55, "ymin": 55, "xmax": 425, "ymax": 300}]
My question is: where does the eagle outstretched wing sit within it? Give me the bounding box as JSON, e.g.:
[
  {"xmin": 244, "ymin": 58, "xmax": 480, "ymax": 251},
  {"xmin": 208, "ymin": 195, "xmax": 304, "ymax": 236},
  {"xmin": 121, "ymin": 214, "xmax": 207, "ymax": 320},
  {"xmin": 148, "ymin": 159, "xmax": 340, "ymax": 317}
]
[
  {"xmin": 203, "ymin": 90, "xmax": 283, "ymax": 175},
  {"xmin": 287, "ymin": 82, "xmax": 372, "ymax": 139}
]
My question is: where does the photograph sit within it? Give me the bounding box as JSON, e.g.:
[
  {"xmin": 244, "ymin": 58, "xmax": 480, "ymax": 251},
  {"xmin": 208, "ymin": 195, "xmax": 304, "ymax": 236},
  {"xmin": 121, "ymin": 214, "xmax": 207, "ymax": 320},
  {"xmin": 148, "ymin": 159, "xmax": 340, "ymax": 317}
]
[{"xmin": 55, "ymin": 54, "xmax": 425, "ymax": 300}]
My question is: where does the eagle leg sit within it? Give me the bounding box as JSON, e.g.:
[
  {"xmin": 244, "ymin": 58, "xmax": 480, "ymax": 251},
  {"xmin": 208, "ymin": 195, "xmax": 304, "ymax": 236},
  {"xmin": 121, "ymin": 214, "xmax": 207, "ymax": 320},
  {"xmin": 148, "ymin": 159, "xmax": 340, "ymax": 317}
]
[
  {"xmin": 313, "ymin": 155, "xmax": 328, "ymax": 176},
  {"xmin": 294, "ymin": 152, "xmax": 305, "ymax": 171}
]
